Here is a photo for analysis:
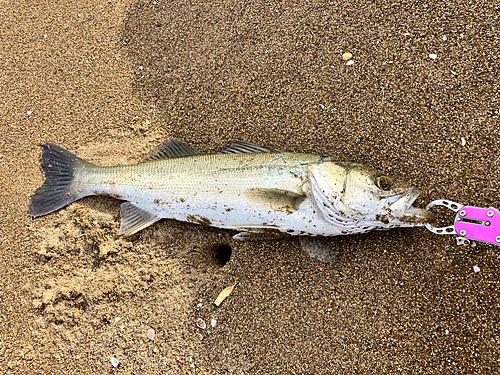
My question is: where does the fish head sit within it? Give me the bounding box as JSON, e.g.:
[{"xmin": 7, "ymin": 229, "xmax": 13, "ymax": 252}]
[{"xmin": 309, "ymin": 161, "xmax": 433, "ymax": 232}]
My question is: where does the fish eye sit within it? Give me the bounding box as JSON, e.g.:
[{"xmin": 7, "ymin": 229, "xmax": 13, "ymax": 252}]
[{"xmin": 376, "ymin": 175, "xmax": 393, "ymax": 190}]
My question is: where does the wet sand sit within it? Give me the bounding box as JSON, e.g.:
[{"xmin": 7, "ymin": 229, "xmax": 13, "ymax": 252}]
[{"xmin": 1, "ymin": 0, "xmax": 499, "ymax": 373}]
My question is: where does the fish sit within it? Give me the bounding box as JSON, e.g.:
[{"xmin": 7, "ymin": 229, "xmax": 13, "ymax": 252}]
[{"xmin": 29, "ymin": 139, "xmax": 433, "ymax": 262}]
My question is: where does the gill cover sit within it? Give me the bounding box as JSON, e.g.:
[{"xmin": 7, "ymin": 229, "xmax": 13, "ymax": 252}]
[{"xmin": 308, "ymin": 163, "xmax": 363, "ymax": 231}]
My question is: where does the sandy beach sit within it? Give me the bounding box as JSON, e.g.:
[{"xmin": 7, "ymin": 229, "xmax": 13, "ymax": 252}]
[{"xmin": 1, "ymin": 0, "xmax": 499, "ymax": 373}]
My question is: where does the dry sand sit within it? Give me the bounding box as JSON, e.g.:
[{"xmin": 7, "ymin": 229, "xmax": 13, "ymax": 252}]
[{"xmin": 1, "ymin": 0, "xmax": 499, "ymax": 373}]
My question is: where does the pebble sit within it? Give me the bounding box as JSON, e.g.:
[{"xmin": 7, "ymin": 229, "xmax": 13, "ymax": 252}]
[
  {"xmin": 147, "ymin": 329, "xmax": 155, "ymax": 340},
  {"xmin": 342, "ymin": 52, "xmax": 353, "ymax": 61},
  {"xmin": 114, "ymin": 317, "xmax": 121, "ymax": 323},
  {"xmin": 346, "ymin": 60, "xmax": 354, "ymax": 66},
  {"xmin": 461, "ymin": 137, "xmax": 466, "ymax": 146},
  {"xmin": 211, "ymin": 318, "xmax": 217, "ymax": 328},
  {"xmin": 196, "ymin": 318, "xmax": 207, "ymax": 329},
  {"xmin": 429, "ymin": 53, "xmax": 437, "ymax": 60},
  {"xmin": 473, "ymin": 266, "xmax": 480, "ymax": 273},
  {"xmin": 110, "ymin": 357, "xmax": 119, "ymax": 368},
  {"xmin": 27, "ymin": 111, "xmax": 32, "ymax": 116}
]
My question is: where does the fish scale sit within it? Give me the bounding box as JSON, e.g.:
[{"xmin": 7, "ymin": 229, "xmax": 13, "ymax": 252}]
[
  {"xmin": 80, "ymin": 152, "xmax": 318, "ymax": 233},
  {"xmin": 83, "ymin": 152, "xmax": 311, "ymax": 195}
]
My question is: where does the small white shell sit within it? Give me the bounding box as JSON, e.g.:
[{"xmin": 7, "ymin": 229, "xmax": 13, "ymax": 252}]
[
  {"xmin": 429, "ymin": 53, "xmax": 437, "ymax": 60},
  {"xmin": 110, "ymin": 357, "xmax": 119, "ymax": 368},
  {"xmin": 211, "ymin": 319, "xmax": 217, "ymax": 327},
  {"xmin": 473, "ymin": 266, "xmax": 480, "ymax": 273},
  {"xmin": 196, "ymin": 318, "xmax": 207, "ymax": 329}
]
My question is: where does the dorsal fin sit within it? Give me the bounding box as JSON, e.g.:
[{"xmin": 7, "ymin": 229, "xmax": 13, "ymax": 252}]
[
  {"xmin": 217, "ymin": 141, "xmax": 283, "ymax": 154},
  {"xmin": 144, "ymin": 139, "xmax": 206, "ymax": 161}
]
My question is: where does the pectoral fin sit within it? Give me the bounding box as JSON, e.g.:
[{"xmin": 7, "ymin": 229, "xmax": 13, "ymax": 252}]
[
  {"xmin": 244, "ymin": 188, "xmax": 306, "ymax": 214},
  {"xmin": 299, "ymin": 237, "xmax": 336, "ymax": 263},
  {"xmin": 119, "ymin": 202, "xmax": 161, "ymax": 235}
]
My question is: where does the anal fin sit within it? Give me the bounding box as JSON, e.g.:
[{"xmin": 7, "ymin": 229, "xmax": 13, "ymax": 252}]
[
  {"xmin": 299, "ymin": 237, "xmax": 336, "ymax": 263},
  {"xmin": 119, "ymin": 202, "xmax": 161, "ymax": 235}
]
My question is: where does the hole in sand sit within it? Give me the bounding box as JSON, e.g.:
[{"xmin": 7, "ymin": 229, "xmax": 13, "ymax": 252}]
[
  {"xmin": 188, "ymin": 243, "xmax": 232, "ymax": 270},
  {"xmin": 215, "ymin": 244, "xmax": 232, "ymax": 266}
]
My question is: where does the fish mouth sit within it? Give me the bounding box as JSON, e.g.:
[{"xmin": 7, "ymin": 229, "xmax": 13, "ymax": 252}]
[{"xmin": 386, "ymin": 188, "xmax": 434, "ymax": 222}]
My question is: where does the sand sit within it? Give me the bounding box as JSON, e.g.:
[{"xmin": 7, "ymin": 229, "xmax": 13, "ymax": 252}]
[{"xmin": 1, "ymin": 0, "xmax": 499, "ymax": 373}]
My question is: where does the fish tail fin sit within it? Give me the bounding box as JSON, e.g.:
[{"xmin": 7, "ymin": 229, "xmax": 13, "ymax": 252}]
[{"xmin": 29, "ymin": 143, "xmax": 95, "ymax": 216}]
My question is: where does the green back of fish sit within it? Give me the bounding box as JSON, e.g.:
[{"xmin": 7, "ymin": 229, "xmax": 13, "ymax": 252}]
[{"xmin": 84, "ymin": 152, "xmax": 332, "ymax": 197}]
